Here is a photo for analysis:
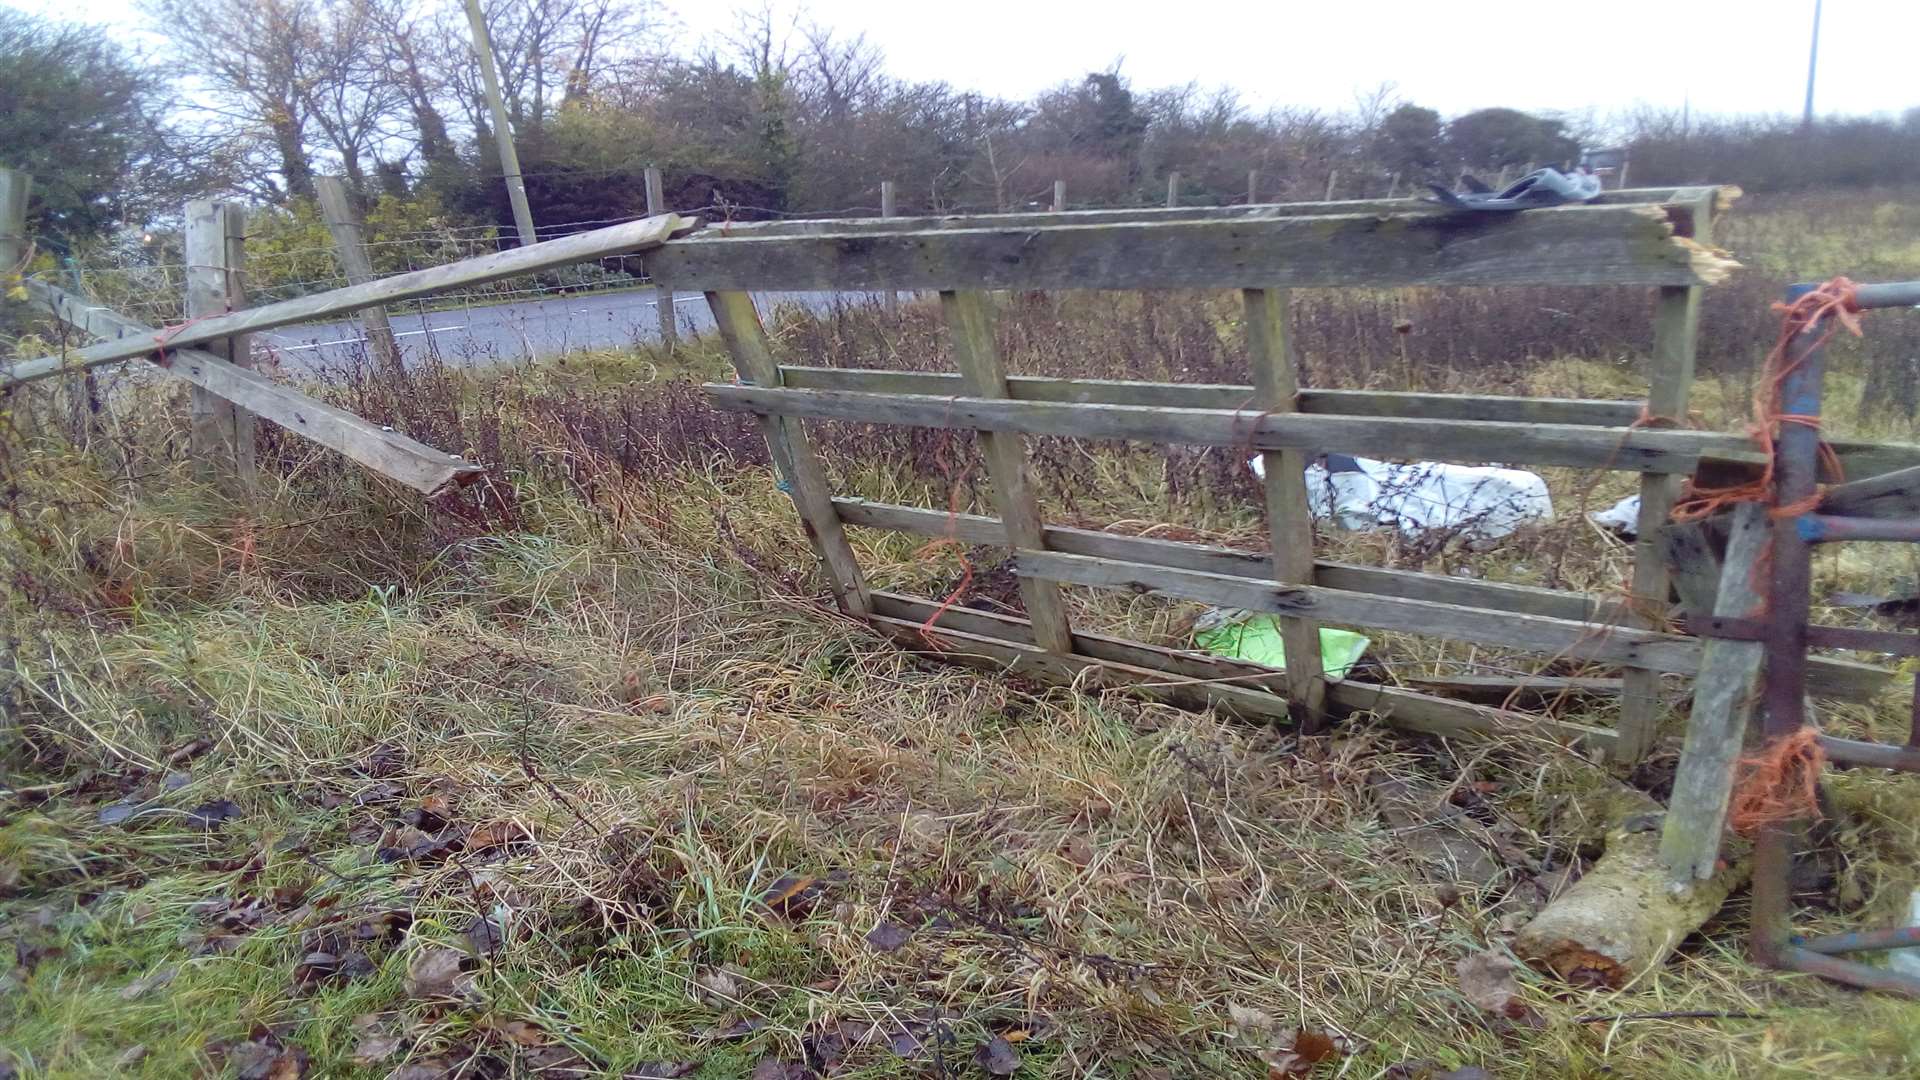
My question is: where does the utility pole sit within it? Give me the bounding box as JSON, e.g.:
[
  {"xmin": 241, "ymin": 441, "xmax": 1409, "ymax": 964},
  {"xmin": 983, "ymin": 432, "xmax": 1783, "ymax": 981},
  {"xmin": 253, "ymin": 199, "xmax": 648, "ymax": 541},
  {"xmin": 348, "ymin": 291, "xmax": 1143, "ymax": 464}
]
[
  {"xmin": 1802, "ymin": 0, "xmax": 1823, "ymax": 130},
  {"xmin": 462, "ymin": 0, "xmax": 537, "ymax": 247}
]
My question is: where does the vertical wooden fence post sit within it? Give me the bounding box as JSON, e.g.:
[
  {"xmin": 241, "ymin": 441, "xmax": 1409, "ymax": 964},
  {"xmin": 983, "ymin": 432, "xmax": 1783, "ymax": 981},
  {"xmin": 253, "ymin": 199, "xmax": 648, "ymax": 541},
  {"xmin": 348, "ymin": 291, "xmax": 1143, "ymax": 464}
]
[
  {"xmin": 942, "ymin": 290, "xmax": 1074, "ymax": 654},
  {"xmin": 1324, "ymin": 170, "xmax": 1338, "ymax": 201},
  {"xmin": 314, "ymin": 177, "xmax": 401, "ymax": 371},
  {"xmin": 0, "ymin": 169, "xmax": 27, "ymax": 274},
  {"xmin": 1052, "ymin": 180, "xmax": 1065, "ymax": 213},
  {"xmin": 1617, "ymin": 189, "xmax": 1715, "ymax": 763},
  {"xmin": 1386, "ymin": 173, "xmax": 1399, "ymax": 198},
  {"xmin": 1247, "ymin": 169, "xmax": 1258, "ymax": 205},
  {"xmin": 645, "ymin": 166, "xmax": 676, "ymax": 351},
  {"xmin": 1166, "ymin": 172, "xmax": 1180, "ymax": 208},
  {"xmin": 184, "ymin": 199, "xmax": 255, "ymax": 490},
  {"xmin": 1245, "ymin": 287, "xmax": 1327, "ymax": 729},
  {"xmin": 881, "ymin": 180, "xmax": 898, "ymax": 316}
]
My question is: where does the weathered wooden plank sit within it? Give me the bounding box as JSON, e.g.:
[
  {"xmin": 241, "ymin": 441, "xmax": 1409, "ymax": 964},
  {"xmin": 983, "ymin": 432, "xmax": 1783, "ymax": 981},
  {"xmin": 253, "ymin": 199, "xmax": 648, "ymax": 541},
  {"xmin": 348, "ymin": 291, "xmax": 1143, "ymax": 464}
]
[
  {"xmin": 718, "ymin": 187, "xmax": 1706, "ymax": 238},
  {"xmin": 1403, "ymin": 674, "xmax": 1622, "ymax": 705},
  {"xmin": 1618, "ymin": 188, "xmax": 1716, "ymax": 765},
  {"xmin": 869, "ymin": 591, "xmax": 1616, "ymax": 751},
  {"xmin": 28, "ymin": 280, "xmax": 484, "ymax": 495},
  {"xmin": 1821, "ymin": 460, "xmax": 1920, "ymax": 520},
  {"xmin": 3, "ymin": 213, "xmax": 697, "ymax": 387},
  {"xmin": 1659, "ymin": 520, "xmax": 1723, "ymax": 617},
  {"xmin": 1661, "ymin": 503, "xmax": 1771, "ymax": 884},
  {"xmin": 779, "ymin": 366, "xmax": 1645, "ymax": 426},
  {"xmin": 314, "ymin": 176, "xmax": 401, "ymax": 371},
  {"xmin": 1828, "ymin": 440, "xmax": 1920, "ymax": 481},
  {"xmin": 648, "ymin": 205, "xmax": 1738, "ymax": 292},
  {"xmin": 942, "ymin": 290, "xmax": 1073, "ymax": 651},
  {"xmin": 1015, "ymin": 548, "xmax": 1704, "ymax": 674},
  {"xmin": 707, "ymin": 290, "xmax": 871, "ymax": 617},
  {"xmin": 184, "ymin": 200, "xmax": 255, "ymax": 488},
  {"xmin": 833, "ymin": 496, "xmax": 1612, "ymax": 622},
  {"xmin": 1012, "ymin": 548, "xmax": 1888, "ymax": 701},
  {"xmin": 705, "ymin": 385, "xmax": 1765, "ymax": 473},
  {"xmin": 1245, "ymin": 287, "xmax": 1326, "ymax": 725}
]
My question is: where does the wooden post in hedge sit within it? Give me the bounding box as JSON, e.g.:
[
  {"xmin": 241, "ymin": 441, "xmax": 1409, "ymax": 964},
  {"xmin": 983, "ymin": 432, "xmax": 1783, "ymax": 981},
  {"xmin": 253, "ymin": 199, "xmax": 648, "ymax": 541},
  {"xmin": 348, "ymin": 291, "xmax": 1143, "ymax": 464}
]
[
  {"xmin": 881, "ymin": 180, "xmax": 898, "ymax": 316},
  {"xmin": 315, "ymin": 177, "xmax": 401, "ymax": 371},
  {"xmin": 184, "ymin": 199, "xmax": 256, "ymax": 490},
  {"xmin": 645, "ymin": 166, "xmax": 676, "ymax": 351}
]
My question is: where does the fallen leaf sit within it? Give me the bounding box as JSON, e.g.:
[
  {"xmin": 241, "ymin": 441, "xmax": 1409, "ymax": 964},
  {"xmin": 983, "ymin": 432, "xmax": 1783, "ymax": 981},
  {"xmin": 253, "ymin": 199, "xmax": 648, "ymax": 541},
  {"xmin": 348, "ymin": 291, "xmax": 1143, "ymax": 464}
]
[
  {"xmin": 863, "ymin": 920, "xmax": 913, "ymax": 952},
  {"xmin": 692, "ymin": 966, "xmax": 741, "ymax": 1002},
  {"xmin": 119, "ymin": 964, "xmax": 178, "ymax": 1000},
  {"xmin": 467, "ymin": 820, "xmax": 531, "ymax": 853},
  {"xmin": 1228, "ymin": 1003, "xmax": 1279, "ymax": 1043},
  {"xmin": 704, "ymin": 1017, "xmax": 764, "ymax": 1041},
  {"xmin": 522, "ymin": 1045, "xmax": 596, "ymax": 1076},
  {"xmin": 750, "ymin": 1060, "xmax": 806, "ymax": 1080},
  {"xmin": 115, "ymin": 1045, "xmax": 149, "ymax": 1069},
  {"xmin": 1456, "ymin": 951, "xmax": 1532, "ymax": 1021},
  {"xmin": 974, "ymin": 1035, "xmax": 1022, "ymax": 1076},
  {"xmin": 404, "ymin": 945, "xmax": 475, "ymax": 1000},
  {"xmin": 352, "ymin": 1032, "xmax": 405, "ymax": 1066},
  {"xmin": 388, "ymin": 1058, "xmax": 455, "ymax": 1080},
  {"xmin": 97, "ymin": 798, "xmax": 144, "ymax": 826},
  {"xmin": 483, "ymin": 1017, "xmax": 548, "ymax": 1048},
  {"xmin": 185, "ymin": 799, "xmax": 244, "ymax": 830}
]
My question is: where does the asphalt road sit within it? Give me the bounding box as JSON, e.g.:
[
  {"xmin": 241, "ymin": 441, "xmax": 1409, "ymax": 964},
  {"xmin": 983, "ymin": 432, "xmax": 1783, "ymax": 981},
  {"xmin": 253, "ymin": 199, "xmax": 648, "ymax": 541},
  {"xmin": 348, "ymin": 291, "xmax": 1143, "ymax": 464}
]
[{"xmin": 256, "ymin": 288, "xmax": 890, "ymax": 371}]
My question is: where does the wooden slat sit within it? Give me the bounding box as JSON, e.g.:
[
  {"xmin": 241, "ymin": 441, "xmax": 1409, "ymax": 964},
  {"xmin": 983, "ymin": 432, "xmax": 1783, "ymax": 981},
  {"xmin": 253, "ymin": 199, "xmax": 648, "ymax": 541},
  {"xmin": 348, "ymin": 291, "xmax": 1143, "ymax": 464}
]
[
  {"xmin": 1619, "ymin": 188, "xmax": 1714, "ymax": 764},
  {"xmin": 3, "ymin": 213, "xmax": 697, "ymax": 387},
  {"xmin": 702, "ymin": 187, "xmax": 1707, "ymax": 239},
  {"xmin": 1403, "ymin": 674, "xmax": 1622, "ymax": 705},
  {"xmin": 706, "ymin": 290, "xmax": 871, "ymax": 617},
  {"xmin": 1661, "ymin": 503, "xmax": 1771, "ymax": 883},
  {"xmin": 869, "ymin": 591, "xmax": 1616, "ymax": 751},
  {"xmin": 1017, "ymin": 548, "xmax": 1702, "ymax": 673},
  {"xmin": 1659, "ymin": 521, "xmax": 1723, "ymax": 617},
  {"xmin": 184, "ymin": 200, "xmax": 255, "ymax": 488},
  {"xmin": 1821, "ymin": 461, "xmax": 1920, "ymax": 520},
  {"xmin": 648, "ymin": 205, "xmax": 1738, "ymax": 292},
  {"xmin": 704, "ymin": 385, "xmax": 1765, "ymax": 473},
  {"xmin": 832, "ymin": 496, "xmax": 1611, "ymax": 622},
  {"xmin": 29, "ymin": 280, "xmax": 484, "ymax": 495},
  {"xmin": 942, "ymin": 290, "xmax": 1073, "ymax": 651},
  {"xmin": 1011, "ymin": 548, "xmax": 1888, "ymax": 700},
  {"xmin": 1245, "ymin": 287, "xmax": 1325, "ymax": 725},
  {"xmin": 779, "ymin": 366, "xmax": 1645, "ymax": 426},
  {"xmin": 1829, "ymin": 440, "xmax": 1920, "ymax": 481}
]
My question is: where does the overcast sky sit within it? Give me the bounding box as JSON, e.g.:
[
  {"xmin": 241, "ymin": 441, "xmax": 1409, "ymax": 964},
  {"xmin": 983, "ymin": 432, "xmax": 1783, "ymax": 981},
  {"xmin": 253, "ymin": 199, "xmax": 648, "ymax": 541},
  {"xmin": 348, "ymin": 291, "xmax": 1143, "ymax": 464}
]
[{"xmin": 8, "ymin": 0, "xmax": 1915, "ymax": 122}]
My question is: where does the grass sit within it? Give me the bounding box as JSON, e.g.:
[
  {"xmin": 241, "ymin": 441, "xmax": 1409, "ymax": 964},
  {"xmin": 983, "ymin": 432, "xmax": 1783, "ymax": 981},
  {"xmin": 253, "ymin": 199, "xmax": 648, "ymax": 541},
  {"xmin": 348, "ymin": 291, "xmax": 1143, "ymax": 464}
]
[{"xmin": 7, "ymin": 188, "xmax": 1920, "ymax": 1078}]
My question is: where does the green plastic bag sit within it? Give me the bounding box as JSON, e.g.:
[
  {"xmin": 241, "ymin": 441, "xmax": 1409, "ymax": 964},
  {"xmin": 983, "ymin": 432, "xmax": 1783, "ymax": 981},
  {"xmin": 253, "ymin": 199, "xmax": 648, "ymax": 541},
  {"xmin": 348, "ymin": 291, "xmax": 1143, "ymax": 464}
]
[{"xmin": 1194, "ymin": 617, "xmax": 1370, "ymax": 680}]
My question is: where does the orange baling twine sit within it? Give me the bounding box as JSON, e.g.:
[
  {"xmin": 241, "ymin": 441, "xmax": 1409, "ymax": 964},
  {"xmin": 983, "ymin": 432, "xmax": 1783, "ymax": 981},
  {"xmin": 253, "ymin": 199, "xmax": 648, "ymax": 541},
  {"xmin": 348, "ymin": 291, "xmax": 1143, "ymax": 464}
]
[
  {"xmin": 1676, "ymin": 278, "xmax": 1860, "ymax": 833},
  {"xmin": 1670, "ymin": 277, "xmax": 1861, "ymax": 524}
]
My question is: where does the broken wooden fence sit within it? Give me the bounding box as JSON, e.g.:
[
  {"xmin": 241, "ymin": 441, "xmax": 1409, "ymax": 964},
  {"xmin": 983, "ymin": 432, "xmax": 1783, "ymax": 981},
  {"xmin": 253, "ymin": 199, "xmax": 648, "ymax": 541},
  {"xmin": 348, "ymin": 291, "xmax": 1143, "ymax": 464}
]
[
  {"xmin": 0, "ymin": 168, "xmax": 694, "ymax": 496},
  {"xmin": 688, "ymin": 185, "xmax": 1911, "ymax": 765}
]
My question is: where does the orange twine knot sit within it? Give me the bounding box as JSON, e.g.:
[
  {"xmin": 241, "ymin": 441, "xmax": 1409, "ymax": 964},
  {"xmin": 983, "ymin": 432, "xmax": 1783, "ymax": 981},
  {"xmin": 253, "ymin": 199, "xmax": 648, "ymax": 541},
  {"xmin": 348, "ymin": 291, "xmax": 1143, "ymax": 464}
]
[
  {"xmin": 1728, "ymin": 727, "xmax": 1827, "ymax": 835},
  {"xmin": 1670, "ymin": 277, "xmax": 1861, "ymax": 524}
]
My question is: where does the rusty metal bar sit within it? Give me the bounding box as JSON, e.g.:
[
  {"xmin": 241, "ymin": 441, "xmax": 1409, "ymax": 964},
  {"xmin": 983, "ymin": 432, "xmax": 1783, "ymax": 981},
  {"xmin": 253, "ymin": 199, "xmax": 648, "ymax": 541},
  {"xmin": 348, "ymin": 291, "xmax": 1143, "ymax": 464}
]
[
  {"xmin": 1751, "ymin": 297, "xmax": 1831, "ymax": 966},
  {"xmin": 1794, "ymin": 925, "xmax": 1920, "ymax": 954},
  {"xmin": 1799, "ymin": 514, "xmax": 1920, "ymax": 543},
  {"xmin": 1685, "ymin": 614, "xmax": 1920, "ymax": 659},
  {"xmin": 1817, "ymin": 734, "xmax": 1920, "ymax": 773},
  {"xmin": 1778, "ymin": 946, "xmax": 1920, "ymax": 997}
]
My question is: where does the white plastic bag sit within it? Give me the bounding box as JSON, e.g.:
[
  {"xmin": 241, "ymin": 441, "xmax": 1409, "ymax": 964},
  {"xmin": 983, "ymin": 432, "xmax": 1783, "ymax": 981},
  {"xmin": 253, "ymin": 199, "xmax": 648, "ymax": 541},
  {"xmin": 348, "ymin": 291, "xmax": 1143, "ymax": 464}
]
[{"xmin": 1252, "ymin": 454, "xmax": 1553, "ymax": 545}]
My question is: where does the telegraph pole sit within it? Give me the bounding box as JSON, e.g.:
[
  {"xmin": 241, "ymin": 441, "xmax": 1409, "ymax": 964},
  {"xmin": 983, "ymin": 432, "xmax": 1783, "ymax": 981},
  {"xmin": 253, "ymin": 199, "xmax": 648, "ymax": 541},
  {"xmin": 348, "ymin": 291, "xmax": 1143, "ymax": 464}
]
[
  {"xmin": 1802, "ymin": 0, "xmax": 1823, "ymax": 130},
  {"xmin": 462, "ymin": 0, "xmax": 538, "ymax": 246}
]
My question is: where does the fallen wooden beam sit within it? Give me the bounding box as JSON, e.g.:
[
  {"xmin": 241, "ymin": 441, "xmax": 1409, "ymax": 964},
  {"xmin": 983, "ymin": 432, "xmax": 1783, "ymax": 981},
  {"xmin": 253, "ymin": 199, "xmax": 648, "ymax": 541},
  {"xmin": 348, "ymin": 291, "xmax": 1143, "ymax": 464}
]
[
  {"xmin": 651, "ymin": 204, "xmax": 1737, "ymax": 292},
  {"xmin": 1402, "ymin": 674, "xmax": 1623, "ymax": 706},
  {"xmin": 866, "ymin": 591, "xmax": 1616, "ymax": 751},
  {"xmin": 706, "ymin": 385, "xmax": 1764, "ymax": 474},
  {"xmin": 25, "ymin": 281, "xmax": 483, "ymax": 496},
  {"xmin": 3, "ymin": 213, "xmax": 697, "ymax": 387}
]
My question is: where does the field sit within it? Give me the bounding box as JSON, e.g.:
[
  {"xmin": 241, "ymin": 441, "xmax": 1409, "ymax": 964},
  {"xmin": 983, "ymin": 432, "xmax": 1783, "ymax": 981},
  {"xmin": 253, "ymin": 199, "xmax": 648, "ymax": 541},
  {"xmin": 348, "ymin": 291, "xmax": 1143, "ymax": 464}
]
[{"xmin": 5, "ymin": 188, "xmax": 1920, "ymax": 1078}]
